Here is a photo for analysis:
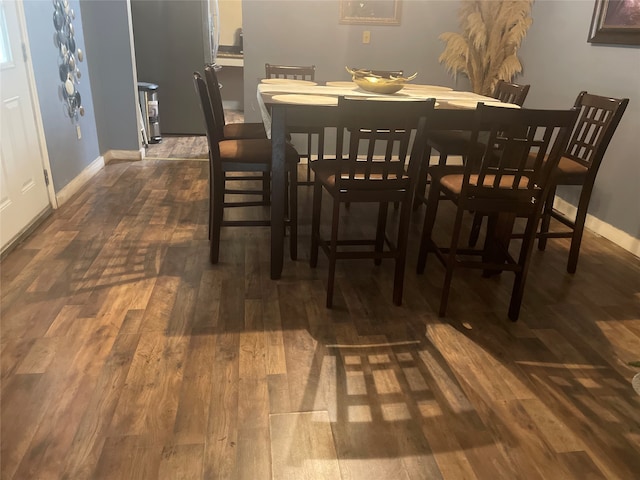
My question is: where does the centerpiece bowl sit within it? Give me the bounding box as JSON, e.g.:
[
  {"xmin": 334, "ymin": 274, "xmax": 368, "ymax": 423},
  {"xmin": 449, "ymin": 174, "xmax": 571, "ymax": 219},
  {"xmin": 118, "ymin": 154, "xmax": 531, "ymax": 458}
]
[{"xmin": 346, "ymin": 67, "xmax": 417, "ymax": 94}]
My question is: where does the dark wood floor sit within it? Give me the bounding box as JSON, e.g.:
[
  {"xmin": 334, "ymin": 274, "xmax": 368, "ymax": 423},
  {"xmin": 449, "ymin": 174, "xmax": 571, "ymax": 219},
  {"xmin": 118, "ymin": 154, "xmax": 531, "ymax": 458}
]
[{"xmin": 2, "ymin": 159, "xmax": 639, "ymax": 479}]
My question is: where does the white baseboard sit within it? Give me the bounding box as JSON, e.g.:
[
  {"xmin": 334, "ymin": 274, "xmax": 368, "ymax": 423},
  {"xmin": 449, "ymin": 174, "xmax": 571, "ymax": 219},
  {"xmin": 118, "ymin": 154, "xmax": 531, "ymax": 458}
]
[
  {"xmin": 103, "ymin": 148, "xmax": 144, "ymax": 163},
  {"xmin": 553, "ymin": 196, "xmax": 640, "ymax": 258},
  {"xmin": 55, "ymin": 155, "xmax": 105, "ymax": 207}
]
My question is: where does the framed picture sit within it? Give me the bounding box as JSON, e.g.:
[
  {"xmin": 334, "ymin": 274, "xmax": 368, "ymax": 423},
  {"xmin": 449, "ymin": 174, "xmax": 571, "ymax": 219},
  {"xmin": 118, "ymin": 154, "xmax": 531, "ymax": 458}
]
[
  {"xmin": 339, "ymin": 0, "xmax": 401, "ymax": 25},
  {"xmin": 588, "ymin": 0, "xmax": 640, "ymax": 45}
]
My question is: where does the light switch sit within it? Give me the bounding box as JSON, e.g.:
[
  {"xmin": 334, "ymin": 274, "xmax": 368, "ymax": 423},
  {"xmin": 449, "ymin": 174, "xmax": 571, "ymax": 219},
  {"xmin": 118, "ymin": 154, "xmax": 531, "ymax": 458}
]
[
  {"xmin": 362, "ymin": 31, "xmax": 371, "ymax": 44},
  {"xmin": 76, "ymin": 124, "xmax": 82, "ymax": 140}
]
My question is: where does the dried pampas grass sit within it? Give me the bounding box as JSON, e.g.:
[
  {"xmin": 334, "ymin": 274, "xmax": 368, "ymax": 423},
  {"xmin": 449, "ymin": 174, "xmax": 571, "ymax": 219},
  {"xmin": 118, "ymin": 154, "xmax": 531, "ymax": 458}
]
[{"xmin": 439, "ymin": 0, "xmax": 533, "ymax": 95}]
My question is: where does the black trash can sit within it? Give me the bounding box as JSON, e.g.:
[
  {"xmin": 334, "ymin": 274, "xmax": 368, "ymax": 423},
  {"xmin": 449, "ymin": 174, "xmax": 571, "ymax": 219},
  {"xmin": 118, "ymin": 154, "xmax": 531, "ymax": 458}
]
[{"xmin": 137, "ymin": 82, "xmax": 162, "ymax": 144}]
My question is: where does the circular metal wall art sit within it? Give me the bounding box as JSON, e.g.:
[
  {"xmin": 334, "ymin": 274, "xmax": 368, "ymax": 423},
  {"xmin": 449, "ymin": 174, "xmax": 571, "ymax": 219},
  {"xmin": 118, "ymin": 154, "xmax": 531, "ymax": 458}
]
[{"xmin": 53, "ymin": 0, "xmax": 85, "ymax": 120}]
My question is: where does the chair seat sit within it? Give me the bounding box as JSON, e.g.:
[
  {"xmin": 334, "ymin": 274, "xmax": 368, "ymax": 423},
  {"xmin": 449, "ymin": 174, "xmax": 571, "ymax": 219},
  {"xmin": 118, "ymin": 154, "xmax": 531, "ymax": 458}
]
[
  {"xmin": 439, "ymin": 173, "xmax": 534, "ymax": 194},
  {"xmin": 219, "ymin": 139, "xmax": 299, "ymax": 166},
  {"xmin": 312, "ymin": 159, "xmax": 409, "ymax": 191},
  {"xmin": 223, "ymin": 122, "xmax": 267, "ymax": 140},
  {"xmin": 527, "ymin": 153, "xmax": 589, "ymax": 184},
  {"xmin": 554, "ymin": 156, "xmax": 589, "ymax": 184}
]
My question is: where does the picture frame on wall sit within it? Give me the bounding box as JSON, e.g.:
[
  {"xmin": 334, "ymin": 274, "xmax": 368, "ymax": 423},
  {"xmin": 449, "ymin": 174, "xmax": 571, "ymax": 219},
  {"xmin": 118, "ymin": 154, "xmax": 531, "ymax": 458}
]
[
  {"xmin": 339, "ymin": 0, "xmax": 401, "ymax": 25},
  {"xmin": 588, "ymin": 0, "xmax": 640, "ymax": 45}
]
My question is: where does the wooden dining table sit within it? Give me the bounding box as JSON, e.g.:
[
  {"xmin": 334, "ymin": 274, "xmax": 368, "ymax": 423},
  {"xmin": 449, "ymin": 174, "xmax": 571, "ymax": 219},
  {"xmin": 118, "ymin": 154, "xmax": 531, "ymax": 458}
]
[{"xmin": 257, "ymin": 80, "xmax": 520, "ymax": 279}]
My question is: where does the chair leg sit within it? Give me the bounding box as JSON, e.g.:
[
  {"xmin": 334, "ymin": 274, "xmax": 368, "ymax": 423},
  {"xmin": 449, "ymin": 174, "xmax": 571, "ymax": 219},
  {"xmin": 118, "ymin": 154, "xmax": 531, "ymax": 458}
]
[
  {"xmin": 417, "ymin": 181, "xmax": 442, "ymax": 274},
  {"xmin": 208, "ymin": 160, "xmax": 214, "ymax": 240},
  {"xmin": 305, "ymin": 134, "xmax": 313, "ymax": 184},
  {"xmin": 468, "ymin": 212, "xmax": 484, "ymax": 247},
  {"xmin": 537, "ymin": 185, "xmax": 556, "ymax": 251},
  {"xmin": 310, "ymin": 180, "xmax": 323, "ymax": 268},
  {"xmin": 413, "ymin": 147, "xmax": 433, "ymax": 210},
  {"xmin": 392, "ymin": 197, "xmax": 412, "ymax": 306},
  {"xmin": 374, "ymin": 202, "xmax": 389, "ymax": 266},
  {"xmin": 567, "ymin": 187, "xmax": 591, "ymax": 274},
  {"xmin": 210, "ymin": 176, "xmax": 224, "ymax": 264},
  {"xmin": 289, "ymin": 166, "xmax": 298, "ymax": 261},
  {"xmin": 439, "ymin": 207, "xmax": 465, "ymax": 317},
  {"xmin": 262, "ymin": 172, "xmax": 271, "ymax": 205},
  {"xmin": 508, "ymin": 214, "xmax": 539, "ymax": 321},
  {"xmin": 326, "ymin": 197, "xmax": 341, "ymax": 308}
]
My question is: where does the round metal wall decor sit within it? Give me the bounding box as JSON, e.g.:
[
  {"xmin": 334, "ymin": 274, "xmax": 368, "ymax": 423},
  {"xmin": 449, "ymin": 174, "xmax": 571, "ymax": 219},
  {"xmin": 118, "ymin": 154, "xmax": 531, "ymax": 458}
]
[{"xmin": 53, "ymin": 0, "xmax": 85, "ymax": 120}]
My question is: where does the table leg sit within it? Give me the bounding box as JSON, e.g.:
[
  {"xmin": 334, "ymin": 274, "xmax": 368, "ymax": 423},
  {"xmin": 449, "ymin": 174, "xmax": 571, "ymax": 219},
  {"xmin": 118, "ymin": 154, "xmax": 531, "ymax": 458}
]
[
  {"xmin": 270, "ymin": 105, "xmax": 286, "ymax": 280},
  {"xmin": 482, "ymin": 212, "xmax": 516, "ymax": 277}
]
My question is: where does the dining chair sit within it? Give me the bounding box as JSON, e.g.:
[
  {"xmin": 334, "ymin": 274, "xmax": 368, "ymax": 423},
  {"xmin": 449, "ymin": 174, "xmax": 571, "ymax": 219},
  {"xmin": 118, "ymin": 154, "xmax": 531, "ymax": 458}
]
[
  {"xmin": 310, "ymin": 96, "xmax": 436, "ymax": 307},
  {"xmin": 413, "ymin": 80, "xmax": 531, "ymax": 210},
  {"xmin": 265, "ymin": 63, "xmax": 316, "ymax": 80},
  {"xmin": 204, "ymin": 65, "xmax": 271, "ymax": 204},
  {"xmin": 470, "ymin": 91, "xmax": 630, "ymax": 263},
  {"xmin": 205, "ymin": 65, "xmax": 267, "ymax": 141},
  {"xmin": 536, "ymin": 91, "xmax": 629, "ymax": 273},
  {"xmin": 416, "ymin": 103, "xmax": 578, "ymax": 321},
  {"xmin": 265, "ymin": 63, "xmax": 324, "ymax": 185},
  {"xmin": 193, "ymin": 71, "xmax": 300, "ymax": 263}
]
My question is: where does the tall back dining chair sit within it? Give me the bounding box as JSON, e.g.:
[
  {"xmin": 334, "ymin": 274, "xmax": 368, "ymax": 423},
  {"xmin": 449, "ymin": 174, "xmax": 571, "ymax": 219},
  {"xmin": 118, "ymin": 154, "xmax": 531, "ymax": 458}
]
[
  {"xmin": 416, "ymin": 104, "xmax": 579, "ymax": 321},
  {"xmin": 193, "ymin": 71, "xmax": 300, "ymax": 263},
  {"xmin": 205, "ymin": 65, "xmax": 267, "ymax": 141},
  {"xmin": 205, "ymin": 65, "xmax": 271, "ymax": 204},
  {"xmin": 536, "ymin": 91, "xmax": 628, "ymax": 273},
  {"xmin": 492, "ymin": 79, "xmax": 531, "ymax": 106},
  {"xmin": 414, "ymin": 80, "xmax": 531, "ymax": 209},
  {"xmin": 310, "ymin": 96, "xmax": 436, "ymax": 307},
  {"xmin": 265, "ymin": 63, "xmax": 324, "ymax": 185},
  {"xmin": 265, "ymin": 63, "xmax": 316, "ymax": 80}
]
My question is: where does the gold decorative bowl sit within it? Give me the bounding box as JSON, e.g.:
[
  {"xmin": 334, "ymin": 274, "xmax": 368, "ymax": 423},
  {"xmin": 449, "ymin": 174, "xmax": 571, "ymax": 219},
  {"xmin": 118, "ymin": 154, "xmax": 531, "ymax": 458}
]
[{"xmin": 346, "ymin": 67, "xmax": 417, "ymax": 94}]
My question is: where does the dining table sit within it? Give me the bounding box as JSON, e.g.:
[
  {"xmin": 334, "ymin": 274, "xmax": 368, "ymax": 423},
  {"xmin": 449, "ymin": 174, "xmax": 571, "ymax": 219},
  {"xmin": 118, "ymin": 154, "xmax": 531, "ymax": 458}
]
[{"xmin": 257, "ymin": 79, "xmax": 521, "ymax": 280}]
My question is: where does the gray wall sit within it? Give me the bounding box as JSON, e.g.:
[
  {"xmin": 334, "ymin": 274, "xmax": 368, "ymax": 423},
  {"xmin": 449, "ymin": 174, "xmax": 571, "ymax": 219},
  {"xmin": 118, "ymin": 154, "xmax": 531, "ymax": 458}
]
[
  {"xmin": 518, "ymin": 0, "xmax": 640, "ymax": 240},
  {"xmin": 23, "ymin": 0, "xmax": 139, "ymax": 193},
  {"xmin": 243, "ymin": 0, "xmax": 639, "ymax": 242},
  {"xmin": 242, "ymin": 0, "xmax": 463, "ymax": 122},
  {"xmin": 23, "ymin": 0, "xmax": 101, "ymax": 193},
  {"xmin": 80, "ymin": 0, "xmax": 139, "ymax": 153}
]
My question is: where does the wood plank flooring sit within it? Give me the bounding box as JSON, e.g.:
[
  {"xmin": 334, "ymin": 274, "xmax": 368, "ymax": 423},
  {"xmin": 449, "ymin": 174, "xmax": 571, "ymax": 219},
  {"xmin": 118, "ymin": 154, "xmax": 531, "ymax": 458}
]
[
  {"xmin": 143, "ymin": 110, "xmax": 243, "ymax": 160},
  {"xmin": 2, "ymin": 158, "xmax": 639, "ymax": 479},
  {"xmin": 143, "ymin": 135, "xmax": 208, "ymax": 160}
]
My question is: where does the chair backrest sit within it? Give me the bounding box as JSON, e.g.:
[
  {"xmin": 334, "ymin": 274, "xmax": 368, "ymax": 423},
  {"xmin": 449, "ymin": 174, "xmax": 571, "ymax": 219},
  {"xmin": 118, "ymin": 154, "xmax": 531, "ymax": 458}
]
[
  {"xmin": 564, "ymin": 91, "xmax": 629, "ymax": 172},
  {"xmin": 204, "ymin": 65, "xmax": 227, "ymax": 138},
  {"xmin": 462, "ymin": 104, "xmax": 579, "ymax": 211},
  {"xmin": 333, "ymin": 97, "xmax": 436, "ymax": 195},
  {"xmin": 193, "ymin": 71, "xmax": 223, "ymax": 176},
  {"xmin": 265, "ymin": 63, "xmax": 315, "ymax": 81},
  {"xmin": 492, "ymin": 80, "xmax": 530, "ymax": 107}
]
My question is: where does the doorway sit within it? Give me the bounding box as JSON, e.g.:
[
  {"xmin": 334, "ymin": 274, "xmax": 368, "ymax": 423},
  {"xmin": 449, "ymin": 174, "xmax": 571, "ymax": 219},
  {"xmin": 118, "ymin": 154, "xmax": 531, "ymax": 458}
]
[{"xmin": 0, "ymin": 1, "xmax": 53, "ymax": 254}]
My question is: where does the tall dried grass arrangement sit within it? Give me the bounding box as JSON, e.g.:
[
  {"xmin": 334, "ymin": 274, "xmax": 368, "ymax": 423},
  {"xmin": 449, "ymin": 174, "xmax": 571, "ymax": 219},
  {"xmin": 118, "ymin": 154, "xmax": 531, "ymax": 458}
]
[{"xmin": 439, "ymin": 0, "xmax": 533, "ymax": 95}]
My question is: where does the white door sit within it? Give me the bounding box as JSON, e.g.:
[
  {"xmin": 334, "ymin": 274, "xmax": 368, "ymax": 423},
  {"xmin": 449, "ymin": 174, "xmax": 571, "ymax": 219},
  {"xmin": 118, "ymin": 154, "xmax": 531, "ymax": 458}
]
[{"xmin": 0, "ymin": 0, "xmax": 52, "ymax": 252}]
